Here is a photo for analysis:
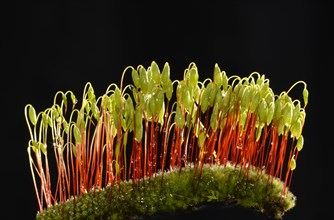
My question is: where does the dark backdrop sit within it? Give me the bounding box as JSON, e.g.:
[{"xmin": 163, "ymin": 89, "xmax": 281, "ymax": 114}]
[{"xmin": 1, "ymin": 1, "xmax": 333, "ymax": 219}]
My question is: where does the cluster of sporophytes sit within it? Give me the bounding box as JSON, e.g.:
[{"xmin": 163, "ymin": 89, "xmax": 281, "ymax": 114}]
[{"xmin": 24, "ymin": 61, "xmax": 308, "ymax": 219}]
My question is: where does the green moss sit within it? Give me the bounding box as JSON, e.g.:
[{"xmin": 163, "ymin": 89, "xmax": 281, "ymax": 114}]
[{"xmin": 36, "ymin": 163, "xmax": 296, "ymax": 220}]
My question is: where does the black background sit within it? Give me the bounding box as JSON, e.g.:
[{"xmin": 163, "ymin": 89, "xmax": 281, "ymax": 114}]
[{"xmin": 1, "ymin": 0, "xmax": 333, "ymax": 219}]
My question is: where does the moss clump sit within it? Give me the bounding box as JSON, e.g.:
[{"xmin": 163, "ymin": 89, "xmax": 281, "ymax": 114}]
[{"xmin": 36, "ymin": 163, "xmax": 295, "ymax": 220}]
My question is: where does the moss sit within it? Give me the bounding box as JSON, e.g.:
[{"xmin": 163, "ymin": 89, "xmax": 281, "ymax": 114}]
[{"xmin": 36, "ymin": 163, "xmax": 296, "ymax": 220}]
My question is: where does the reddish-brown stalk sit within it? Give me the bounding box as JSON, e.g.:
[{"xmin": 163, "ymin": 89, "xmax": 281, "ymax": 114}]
[
  {"xmin": 244, "ymin": 113, "xmax": 258, "ymax": 175},
  {"xmin": 103, "ymin": 110, "xmax": 114, "ymax": 186},
  {"xmin": 217, "ymin": 113, "xmax": 233, "ymax": 167},
  {"xmin": 287, "ymin": 147, "xmax": 299, "ymax": 188},
  {"xmin": 169, "ymin": 126, "xmax": 179, "ymax": 170},
  {"xmin": 153, "ymin": 119, "xmax": 159, "ymax": 176},
  {"xmin": 148, "ymin": 119, "xmax": 155, "ymax": 177},
  {"xmin": 34, "ymin": 150, "xmax": 52, "ymax": 209},
  {"xmin": 268, "ymin": 125, "xmax": 279, "ymax": 179},
  {"xmin": 258, "ymin": 126, "xmax": 269, "ymax": 172},
  {"xmin": 159, "ymin": 101, "xmax": 170, "ymax": 175},
  {"xmin": 282, "ymin": 143, "xmax": 293, "ymax": 196}
]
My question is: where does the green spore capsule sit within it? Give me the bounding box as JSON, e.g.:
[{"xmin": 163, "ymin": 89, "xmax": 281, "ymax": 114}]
[
  {"xmin": 290, "ymin": 155, "xmax": 296, "ymax": 171},
  {"xmin": 303, "ymin": 87, "xmax": 309, "ymax": 107},
  {"xmin": 188, "ymin": 66, "xmax": 199, "ymax": 89},
  {"xmin": 282, "ymin": 102, "xmax": 293, "ymax": 128},
  {"xmin": 213, "ymin": 63, "xmax": 223, "ymax": 87},
  {"xmin": 132, "ymin": 68, "xmax": 140, "ymax": 89},
  {"xmin": 135, "ymin": 107, "xmax": 143, "ymax": 142},
  {"xmin": 175, "ymin": 104, "xmax": 185, "ymax": 128},
  {"xmin": 151, "ymin": 61, "xmax": 161, "ymax": 86},
  {"xmin": 28, "ymin": 105, "xmax": 37, "ymax": 126},
  {"xmin": 161, "ymin": 62, "xmax": 170, "ymax": 86},
  {"xmin": 296, "ymin": 135, "xmax": 304, "ymax": 151}
]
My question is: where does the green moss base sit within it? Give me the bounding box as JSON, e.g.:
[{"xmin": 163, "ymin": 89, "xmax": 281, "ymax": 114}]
[{"xmin": 36, "ymin": 163, "xmax": 296, "ymax": 220}]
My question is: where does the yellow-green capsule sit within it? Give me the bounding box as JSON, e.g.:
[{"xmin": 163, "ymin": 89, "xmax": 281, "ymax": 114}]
[
  {"xmin": 256, "ymin": 123, "xmax": 264, "ymax": 142},
  {"xmin": 87, "ymin": 85, "xmax": 95, "ymax": 102},
  {"xmin": 28, "ymin": 105, "xmax": 37, "ymax": 126},
  {"xmin": 114, "ymin": 88, "xmax": 122, "ymax": 112},
  {"xmin": 241, "ymin": 86, "xmax": 251, "ymax": 108},
  {"xmin": 176, "ymin": 81, "xmax": 185, "ymax": 102},
  {"xmin": 62, "ymin": 93, "xmax": 67, "ymax": 110},
  {"xmin": 228, "ymin": 93, "xmax": 237, "ymax": 113},
  {"xmin": 290, "ymin": 155, "xmax": 296, "ymax": 171},
  {"xmin": 222, "ymin": 87, "xmax": 231, "ymax": 110},
  {"xmin": 296, "ymin": 135, "xmax": 304, "ymax": 151},
  {"xmin": 277, "ymin": 119, "xmax": 284, "ymax": 136},
  {"xmin": 215, "ymin": 90, "xmax": 223, "ymax": 110},
  {"xmin": 158, "ymin": 102, "xmax": 165, "ymax": 126},
  {"xmin": 63, "ymin": 118, "xmax": 69, "ymax": 134},
  {"xmin": 73, "ymin": 124, "xmax": 82, "ymax": 144},
  {"xmin": 201, "ymin": 88, "xmax": 209, "ymax": 113},
  {"xmin": 84, "ymin": 99, "xmax": 91, "ymax": 114},
  {"xmin": 161, "ymin": 62, "xmax": 170, "ymax": 86},
  {"xmin": 291, "ymin": 118, "xmax": 302, "ymax": 139},
  {"xmin": 291, "ymin": 102, "xmax": 301, "ymax": 124},
  {"xmin": 273, "ymin": 97, "xmax": 283, "ymax": 122},
  {"xmin": 151, "ymin": 61, "xmax": 161, "ymax": 85},
  {"xmin": 71, "ymin": 92, "xmax": 77, "ymax": 105},
  {"xmin": 124, "ymin": 97, "xmax": 134, "ymax": 131},
  {"xmin": 155, "ymin": 89, "xmax": 165, "ymax": 115},
  {"xmin": 303, "ymin": 87, "xmax": 309, "ymax": 107},
  {"xmin": 112, "ymin": 110, "xmax": 119, "ymax": 128},
  {"xmin": 135, "ymin": 108, "xmax": 143, "ymax": 142},
  {"xmin": 237, "ymin": 83, "xmax": 246, "ymax": 101},
  {"xmin": 146, "ymin": 68, "xmax": 154, "ymax": 93},
  {"xmin": 210, "ymin": 102, "xmax": 219, "ymax": 131},
  {"xmin": 139, "ymin": 66, "xmax": 148, "ymax": 93},
  {"xmin": 166, "ymin": 80, "xmax": 173, "ymax": 101},
  {"xmin": 260, "ymin": 81, "xmax": 269, "ymax": 99},
  {"xmin": 51, "ymin": 106, "xmax": 59, "ymax": 119},
  {"xmin": 32, "ymin": 141, "xmax": 46, "ymax": 155},
  {"xmin": 182, "ymin": 86, "xmax": 193, "ymax": 111},
  {"xmin": 148, "ymin": 97, "xmax": 156, "ymax": 116},
  {"xmin": 258, "ymin": 98, "xmax": 268, "ymax": 123},
  {"xmin": 104, "ymin": 96, "xmax": 112, "ymax": 111},
  {"xmin": 266, "ymin": 101, "xmax": 275, "ymax": 125},
  {"xmin": 41, "ymin": 112, "xmax": 48, "ymax": 128},
  {"xmin": 208, "ymin": 83, "xmax": 218, "ymax": 107},
  {"xmin": 194, "ymin": 85, "xmax": 201, "ymax": 104},
  {"xmin": 250, "ymin": 92, "xmax": 260, "ymax": 113},
  {"xmin": 222, "ymin": 72, "xmax": 228, "ymax": 92},
  {"xmin": 91, "ymin": 102, "xmax": 100, "ymax": 120},
  {"xmin": 77, "ymin": 109, "xmax": 86, "ymax": 129},
  {"xmin": 299, "ymin": 110, "xmax": 306, "ymax": 125},
  {"xmin": 131, "ymin": 68, "xmax": 140, "ymax": 89},
  {"xmin": 71, "ymin": 144, "xmax": 77, "ymax": 157},
  {"xmin": 282, "ymin": 102, "xmax": 293, "ymax": 127},
  {"xmin": 265, "ymin": 90, "xmax": 274, "ymax": 105},
  {"xmin": 175, "ymin": 105, "xmax": 185, "ymax": 128},
  {"xmin": 135, "ymin": 107, "xmax": 142, "ymax": 126},
  {"xmin": 188, "ymin": 67, "xmax": 199, "ymax": 89},
  {"xmin": 213, "ymin": 63, "xmax": 222, "ymax": 87},
  {"xmin": 39, "ymin": 142, "xmax": 47, "ymax": 155},
  {"xmin": 139, "ymin": 93, "xmax": 145, "ymax": 111}
]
